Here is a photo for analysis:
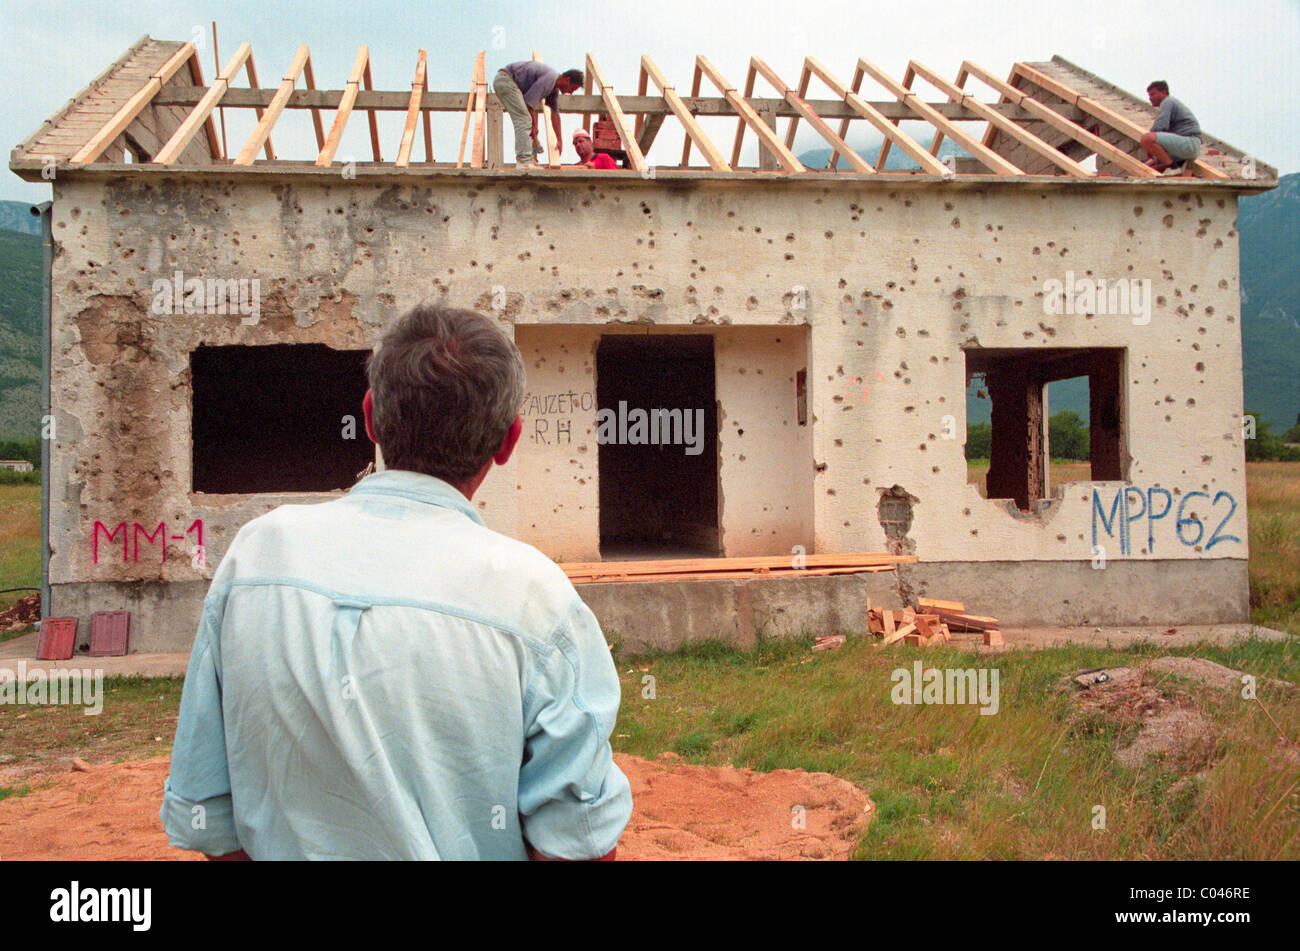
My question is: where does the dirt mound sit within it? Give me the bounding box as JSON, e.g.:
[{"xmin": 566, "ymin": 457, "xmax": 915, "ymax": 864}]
[
  {"xmin": 1068, "ymin": 664, "xmax": 1220, "ymax": 772},
  {"xmin": 0, "ymin": 594, "xmax": 40, "ymax": 633},
  {"xmin": 1148, "ymin": 656, "xmax": 1292, "ymax": 692},
  {"xmin": 0, "ymin": 753, "xmax": 873, "ymax": 861},
  {"xmin": 616, "ymin": 752, "xmax": 873, "ymax": 860}
]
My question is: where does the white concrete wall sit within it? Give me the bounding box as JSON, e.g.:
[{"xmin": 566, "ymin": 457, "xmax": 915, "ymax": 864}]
[{"xmin": 48, "ymin": 175, "xmax": 1248, "ymax": 595}]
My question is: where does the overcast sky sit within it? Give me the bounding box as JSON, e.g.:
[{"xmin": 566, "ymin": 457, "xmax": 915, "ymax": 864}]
[{"xmin": 2, "ymin": 0, "xmax": 1297, "ymax": 201}]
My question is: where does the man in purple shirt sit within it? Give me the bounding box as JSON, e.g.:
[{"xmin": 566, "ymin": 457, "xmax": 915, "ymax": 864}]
[{"xmin": 494, "ymin": 61, "xmax": 584, "ymax": 167}]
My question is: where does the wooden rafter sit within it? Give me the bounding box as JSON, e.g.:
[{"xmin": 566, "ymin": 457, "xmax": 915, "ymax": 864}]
[
  {"xmin": 641, "ymin": 54, "xmax": 730, "ymax": 171},
  {"xmin": 963, "ymin": 61, "xmax": 1157, "ymax": 177},
  {"xmin": 531, "ymin": 50, "xmax": 560, "ymax": 168},
  {"xmin": 187, "ymin": 51, "xmax": 223, "ymax": 160},
  {"xmin": 234, "ymin": 44, "xmax": 309, "ymax": 166},
  {"xmin": 302, "ymin": 54, "xmax": 325, "ymax": 150},
  {"xmin": 680, "ymin": 63, "xmax": 704, "ymax": 167},
  {"xmin": 805, "ymin": 57, "xmax": 946, "ymax": 174},
  {"xmin": 910, "ymin": 60, "xmax": 1092, "ymax": 178},
  {"xmin": 456, "ymin": 52, "xmax": 483, "ymax": 168},
  {"xmin": 782, "ymin": 61, "xmax": 815, "ymax": 151},
  {"xmin": 857, "ymin": 57, "xmax": 1021, "ymax": 175},
  {"xmin": 587, "ymin": 52, "xmax": 645, "ymax": 171},
  {"xmin": 242, "ymin": 52, "xmax": 274, "ymax": 160},
  {"xmin": 750, "ymin": 57, "xmax": 872, "ymax": 174},
  {"xmin": 153, "ymin": 42, "xmax": 252, "ymax": 165},
  {"xmin": 362, "ymin": 58, "xmax": 380, "ymax": 161},
  {"xmin": 696, "ymin": 55, "xmax": 802, "ymax": 172},
  {"xmin": 71, "ymin": 43, "xmax": 199, "ymax": 163},
  {"xmin": 472, "ymin": 52, "xmax": 488, "ymax": 167},
  {"xmin": 1011, "ymin": 62, "xmax": 1228, "ymax": 180},
  {"xmin": 395, "ymin": 49, "xmax": 428, "ymax": 167},
  {"xmin": 315, "ymin": 45, "xmax": 369, "ymax": 166},
  {"xmin": 729, "ymin": 62, "xmax": 759, "ymax": 168}
]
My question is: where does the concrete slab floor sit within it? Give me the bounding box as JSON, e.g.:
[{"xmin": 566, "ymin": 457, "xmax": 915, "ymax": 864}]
[{"xmin": 0, "ymin": 624, "xmax": 1291, "ymax": 679}]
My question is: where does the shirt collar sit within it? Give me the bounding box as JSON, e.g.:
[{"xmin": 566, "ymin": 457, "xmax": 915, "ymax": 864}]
[{"xmin": 348, "ymin": 469, "xmax": 485, "ymax": 525}]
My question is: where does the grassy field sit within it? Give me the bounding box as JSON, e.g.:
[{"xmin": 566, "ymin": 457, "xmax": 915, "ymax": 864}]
[
  {"xmin": 611, "ymin": 636, "xmax": 1298, "ymax": 859},
  {"xmin": 0, "ymin": 484, "xmax": 39, "ymax": 616},
  {"xmin": 1, "ymin": 468, "xmax": 1297, "ymax": 858}
]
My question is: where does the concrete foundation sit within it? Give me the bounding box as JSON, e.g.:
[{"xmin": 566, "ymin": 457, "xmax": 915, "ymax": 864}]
[{"xmin": 52, "ymin": 557, "xmax": 1247, "ymax": 656}]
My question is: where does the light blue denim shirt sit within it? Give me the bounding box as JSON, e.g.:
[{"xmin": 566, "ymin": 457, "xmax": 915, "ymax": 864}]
[{"xmin": 161, "ymin": 469, "xmax": 632, "ymax": 860}]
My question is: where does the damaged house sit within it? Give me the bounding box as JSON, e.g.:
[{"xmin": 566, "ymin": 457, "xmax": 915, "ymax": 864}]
[{"xmin": 10, "ymin": 37, "xmax": 1277, "ymax": 652}]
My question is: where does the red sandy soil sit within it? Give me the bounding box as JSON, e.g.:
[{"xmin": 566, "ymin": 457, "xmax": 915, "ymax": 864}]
[{"xmin": 0, "ymin": 752, "xmax": 873, "ymax": 861}]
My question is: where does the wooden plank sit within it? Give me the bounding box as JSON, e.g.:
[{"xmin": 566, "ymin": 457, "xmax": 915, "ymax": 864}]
[
  {"xmin": 962, "ymin": 61, "xmax": 1157, "ymax": 178},
  {"xmin": 395, "ymin": 49, "xmax": 428, "ymax": 167},
  {"xmin": 153, "ymin": 42, "xmax": 252, "ymax": 165},
  {"xmin": 421, "ymin": 59, "xmax": 433, "ymax": 162},
  {"xmin": 912, "ymin": 60, "xmax": 1092, "ymax": 178},
  {"xmin": 804, "ymin": 57, "xmax": 947, "ymax": 174},
  {"xmin": 234, "ymin": 45, "xmax": 309, "ymax": 166},
  {"xmin": 471, "ymin": 52, "xmax": 487, "ymax": 167},
  {"xmin": 636, "ymin": 112, "xmax": 666, "ymax": 153},
  {"xmin": 751, "ymin": 57, "xmax": 873, "ymax": 174},
  {"xmin": 243, "ymin": 52, "xmax": 274, "ymax": 160},
  {"xmin": 567, "ymin": 565, "xmax": 897, "ymax": 584},
  {"xmin": 642, "ymin": 54, "xmax": 730, "ymax": 171},
  {"xmin": 730, "ymin": 61, "xmax": 758, "ymax": 168},
  {"xmin": 170, "ymin": 62, "xmax": 218, "ymax": 163},
  {"xmin": 302, "ymin": 55, "xmax": 326, "ymax": 149},
  {"xmin": 1011, "ymin": 62, "xmax": 1229, "ymax": 180},
  {"xmin": 315, "ymin": 46, "xmax": 369, "ymax": 166},
  {"xmin": 363, "ymin": 58, "xmax": 381, "ymax": 161},
  {"xmin": 71, "ymin": 43, "xmax": 198, "ymax": 163},
  {"xmin": 917, "ymin": 597, "xmax": 966, "ymax": 613},
  {"xmin": 456, "ymin": 53, "xmax": 480, "ymax": 168},
  {"xmin": 560, "ymin": 552, "xmax": 916, "ymax": 577},
  {"xmin": 882, "ymin": 622, "xmax": 915, "ymax": 647},
  {"xmin": 587, "ymin": 52, "xmax": 645, "ymax": 171},
  {"xmin": 531, "ymin": 50, "xmax": 559, "ymax": 167},
  {"xmin": 856, "ymin": 57, "xmax": 1021, "ymax": 175},
  {"xmin": 696, "ymin": 55, "xmax": 803, "ymax": 172}
]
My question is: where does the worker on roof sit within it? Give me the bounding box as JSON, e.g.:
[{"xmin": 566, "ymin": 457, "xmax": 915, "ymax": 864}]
[
  {"xmin": 494, "ymin": 60, "xmax": 584, "ymax": 167},
  {"xmin": 1140, "ymin": 81, "xmax": 1202, "ymax": 176},
  {"xmin": 570, "ymin": 128, "xmax": 618, "ymax": 169}
]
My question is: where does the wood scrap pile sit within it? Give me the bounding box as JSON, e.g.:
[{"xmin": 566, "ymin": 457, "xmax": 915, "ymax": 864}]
[
  {"xmin": 868, "ymin": 598, "xmax": 1004, "ymax": 647},
  {"xmin": 561, "ymin": 552, "xmax": 917, "ymax": 585}
]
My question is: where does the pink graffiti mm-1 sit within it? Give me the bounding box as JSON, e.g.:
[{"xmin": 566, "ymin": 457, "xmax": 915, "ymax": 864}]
[{"xmin": 92, "ymin": 519, "xmax": 204, "ymax": 563}]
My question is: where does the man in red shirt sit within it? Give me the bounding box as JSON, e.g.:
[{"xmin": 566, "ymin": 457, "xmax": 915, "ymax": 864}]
[{"xmin": 571, "ymin": 129, "xmax": 618, "ymax": 169}]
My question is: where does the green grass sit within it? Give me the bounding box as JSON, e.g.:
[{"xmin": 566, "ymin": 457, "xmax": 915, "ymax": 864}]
[
  {"xmin": 0, "ymin": 483, "xmax": 39, "ymax": 615},
  {"xmin": 612, "ymin": 635, "xmax": 1300, "ymax": 859}
]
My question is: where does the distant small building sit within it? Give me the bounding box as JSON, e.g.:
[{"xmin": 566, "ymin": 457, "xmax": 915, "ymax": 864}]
[{"xmin": 0, "ymin": 460, "xmax": 34, "ymax": 473}]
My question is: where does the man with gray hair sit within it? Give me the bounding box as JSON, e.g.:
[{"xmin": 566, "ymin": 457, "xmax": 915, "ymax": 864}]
[{"xmin": 162, "ymin": 304, "xmax": 632, "ymax": 860}]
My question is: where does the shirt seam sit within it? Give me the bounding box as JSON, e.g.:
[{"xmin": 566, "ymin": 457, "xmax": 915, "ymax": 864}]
[{"xmin": 216, "ymin": 575, "xmax": 556, "ymax": 655}]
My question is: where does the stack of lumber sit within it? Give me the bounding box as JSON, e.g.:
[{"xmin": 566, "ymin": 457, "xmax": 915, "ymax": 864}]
[
  {"xmin": 868, "ymin": 598, "xmax": 1003, "ymax": 647},
  {"xmin": 560, "ymin": 552, "xmax": 917, "ymax": 584}
]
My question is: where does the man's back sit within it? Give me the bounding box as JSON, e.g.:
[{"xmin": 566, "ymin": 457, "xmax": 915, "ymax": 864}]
[
  {"xmin": 1153, "ymin": 96, "xmax": 1201, "ymax": 138},
  {"xmin": 162, "ymin": 469, "xmax": 632, "ymax": 860}
]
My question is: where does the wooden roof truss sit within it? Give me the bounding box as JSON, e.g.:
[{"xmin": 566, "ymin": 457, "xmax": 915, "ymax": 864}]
[{"xmin": 16, "ymin": 39, "xmax": 1258, "ymax": 182}]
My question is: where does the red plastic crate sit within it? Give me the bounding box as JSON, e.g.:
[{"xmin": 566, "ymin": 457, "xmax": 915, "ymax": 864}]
[
  {"xmin": 88, "ymin": 610, "xmax": 130, "ymax": 657},
  {"xmin": 36, "ymin": 617, "xmax": 78, "ymax": 661}
]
